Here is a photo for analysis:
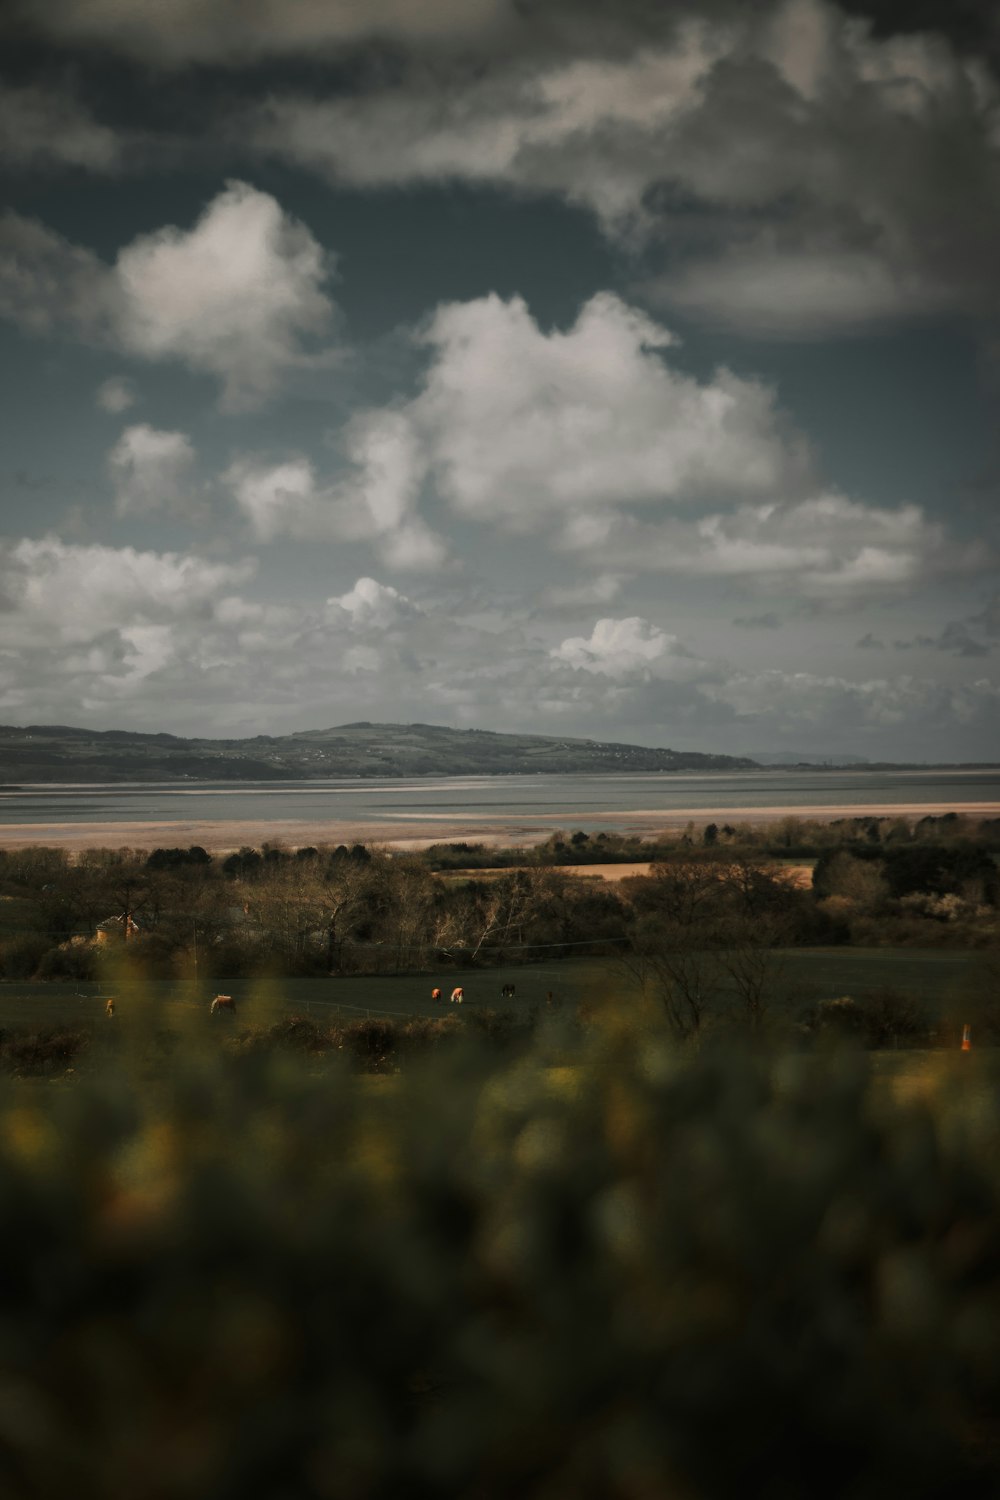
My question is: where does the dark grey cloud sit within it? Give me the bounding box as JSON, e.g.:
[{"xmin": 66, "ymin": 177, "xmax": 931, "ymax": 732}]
[
  {"xmin": 4, "ymin": 2, "xmax": 998, "ymax": 339},
  {"xmin": 972, "ymin": 591, "xmax": 1000, "ymax": 636},
  {"xmin": 233, "ymin": 3, "xmax": 1000, "ymax": 336},
  {"xmin": 894, "ymin": 621, "xmax": 991, "ymax": 655},
  {"xmin": 0, "ymin": 81, "xmax": 124, "ymax": 169}
]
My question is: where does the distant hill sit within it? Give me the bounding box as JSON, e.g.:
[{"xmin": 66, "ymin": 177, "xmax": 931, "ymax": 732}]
[
  {"xmin": 0, "ymin": 721, "xmax": 758, "ymax": 782},
  {"xmin": 744, "ymin": 752, "xmax": 871, "ymax": 767}
]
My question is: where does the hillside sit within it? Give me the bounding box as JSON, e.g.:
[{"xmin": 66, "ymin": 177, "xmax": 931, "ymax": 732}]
[{"xmin": 0, "ymin": 721, "xmax": 758, "ymax": 782}]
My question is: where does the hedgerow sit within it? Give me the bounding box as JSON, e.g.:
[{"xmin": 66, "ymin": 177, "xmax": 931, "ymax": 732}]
[{"xmin": 1, "ymin": 1019, "xmax": 999, "ymax": 1497}]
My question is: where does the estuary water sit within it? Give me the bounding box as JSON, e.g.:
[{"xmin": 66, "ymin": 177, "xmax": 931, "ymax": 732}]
[{"xmin": 0, "ymin": 768, "xmax": 998, "ymax": 846}]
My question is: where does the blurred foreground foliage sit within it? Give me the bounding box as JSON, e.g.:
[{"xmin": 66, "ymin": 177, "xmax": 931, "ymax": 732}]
[{"xmin": 2, "ymin": 1011, "xmax": 1000, "ymax": 1498}]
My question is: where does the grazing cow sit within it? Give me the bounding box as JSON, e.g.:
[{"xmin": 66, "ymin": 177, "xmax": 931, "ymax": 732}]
[
  {"xmin": 450, "ymin": 986, "xmax": 464, "ymax": 1005},
  {"xmin": 105, "ymin": 997, "xmax": 116, "ymax": 1018},
  {"xmin": 431, "ymin": 987, "xmax": 442, "ymax": 1002},
  {"xmin": 545, "ymin": 991, "xmax": 555, "ymax": 1005},
  {"xmin": 500, "ymin": 983, "xmax": 516, "ymax": 1000},
  {"xmin": 211, "ymin": 994, "xmax": 237, "ymax": 1016}
]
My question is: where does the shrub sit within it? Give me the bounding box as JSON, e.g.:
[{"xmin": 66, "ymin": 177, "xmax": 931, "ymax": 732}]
[
  {"xmin": 466, "ymin": 1007, "xmax": 532, "ymax": 1047},
  {"xmin": 857, "ymin": 987, "xmax": 929, "ymax": 1048},
  {"xmin": 0, "ymin": 932, "xmax": 50, "ymax": 979},
  {"xmin": 811, "ymin": 994, "xmax": 867, "ymax": 1042},
  {"xmin": 397, "ymin": 1016, "xmax": 462, "ymax": 1054},
  {"xmin": 1, "ymin": 1035, "xmax": 1000, "ymax": 1495},
  {"xmin": 35, "ymin": 938, "xmax": 99, "ymax": 981},
  {"xmin": 0, "ymin": 1024, "xmax": 87, "ymax": 1073},
  {"xmin": 243, "ymin": 1015, "xmax": 333, "ymax": 1054},
  {"xmin": 338, "ymin": 1017, "xmax": 398, "ymax": 1071}
]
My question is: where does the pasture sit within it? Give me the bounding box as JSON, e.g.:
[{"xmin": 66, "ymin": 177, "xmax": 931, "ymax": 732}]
[{"xmin": 0, "ymin": 945, "xmax": 983, "ymax": 1036}]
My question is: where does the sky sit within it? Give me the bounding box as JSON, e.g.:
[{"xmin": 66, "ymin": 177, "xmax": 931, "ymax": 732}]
[{"xmin": 1, "ymin": 0, "xmax": 999, "ymax": 761}]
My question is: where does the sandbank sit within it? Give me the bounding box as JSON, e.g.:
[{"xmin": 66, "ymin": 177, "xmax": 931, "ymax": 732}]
[{"xmin": 0, "ymin": 800, "xmax": 997, "ymax": 854}]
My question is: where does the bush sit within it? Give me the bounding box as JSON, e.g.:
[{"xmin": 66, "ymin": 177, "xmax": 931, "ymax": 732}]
[
  {"xmin": 0, "ymin": 1024, "xmax": 87, "ymax": 1073},
  {"xmin": 0, "ymin": 932, "xmax": 50, "ymax": 979},
  {"xmin": 807, "ymin": 991, "xmax": 928, "ymax": 1049},
  {"xmin": 338, "ymin": 1016, "xmax": 398, "ymax": 1072},
  {"xmin": 397, "ymin": 1016, "xmax": 462, "ymax": 1054},
  {"xmin": 466, "ymin": 1007, "xmax": 532, "ymax": 1048},
  {"xmin": 237, "ymin": 1015, "xmax": 334, "ymax": 1055},
  {"xmin": 35, "ymin": 938, "xmax": 99, "ymax": 981},
  {"xmin": 859, "ymin": 987, "xmax": 929, "ymax": 1048},
  {"xmin": 811, "ymin": 994, "xmax": 867, "ymax": 1041},
  {"xmin": 1, "ymin": 1034, "xmax": 1000, "ymax": 1495}
]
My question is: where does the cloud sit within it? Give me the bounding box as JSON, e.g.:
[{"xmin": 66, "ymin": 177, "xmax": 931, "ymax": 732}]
[
  {"xmin": 324, "ymin": 291, "xmax": 810, "ymax": 556},
  {"xmin": 0, "ymin": 182, "xmax": 337, "ymax": 408},
  {"xmin": 0, "ymin": 535, "xmax": 259, "ymax": 719},
  {"xmin": 328, "ymin": 577, "xmax": 419, "ymax": 630},
  {"xmin": 557, "ymin": 492, "xmax": 987, "ymax": 598},
  {"xmin": 8, "ymin": 0, "xmax": 511, "ymax": 65},
  {"xmin": 302, "ymin": 288, "xmax": 979, "ymax": 598},
  {"xmin": 893, "ymin": 621, "xmax": 992, "ymax": 657},
  {"xmin": 243, "ymin": 0, "xmax": 1000, "ymax": 333},
  {"xmin": 96, "ymin": 376, "xmax": 138, "ymax": 413},
  {"xmin": 551, "ymin": 617, "xmax": 692, "ymax": 679},
  {"xmin": 213, "ymin": 285, "xmax": 985, "ymax": 597},
  {"xmin": 112, "ymin": 181, "xmax": 335, "ymax": 409},
  {"xmin": 0, "ymin": 211, "xmax": 112, "ymax": 337},
  {"xmin": 223, "ymin": 435, "xmax": 448, "ymax": 571},
  {"xmin": 0, "ymin": 536, "xmax": 254, "ymax": 641},
  {"xmin": 108, "ymin": 424, "xmax": 198, "ymax": 518},
  {"xmin": 734, "ymin": 612, "xmax": 782, "ymax": 628},
  {"xmin": 224, "ymin": 456, "xmax": 325, "ymax": 542},
  {"xmin": 1, "ymin": 533, "xmax": 998, "ymax": 757},
  {"xmin": 651, "ymin": 242, "xmax": 953, "ymax": 337},
  {"xmin": 972, "ymin": 593, "xmax": 1000, "ymax": 637},
  {"xmin": 248, "ymin": 20, "xmax": 728, "ymax": 226},
  {"xmin": 701, "ymin": 667, "xmax": 1000, "ymax": 746},
  {"xmin": 0, "ymin": 82, "xmax": 123, "ymax": 171},
  {"xmin": 546, "ymin": 574, "xmax": 625, "ymax": 608}
]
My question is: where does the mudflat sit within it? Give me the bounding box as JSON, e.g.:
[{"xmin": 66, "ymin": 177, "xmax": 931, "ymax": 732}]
[{"xmin": 0, "ymin": 799, "xmax": 997, "ymax": 853}]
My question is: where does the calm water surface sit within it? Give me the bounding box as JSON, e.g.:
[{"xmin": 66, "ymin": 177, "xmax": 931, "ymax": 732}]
[{"xmin": 1, "ymin": 769, "xmax": 998, "ymax": 832}]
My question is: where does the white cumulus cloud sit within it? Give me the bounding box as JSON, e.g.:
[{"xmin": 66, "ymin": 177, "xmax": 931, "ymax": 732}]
[
  {"xmin": 112, "ymin": 181, "xmax": 335, "ymax": 409},
  {"xmin": 552, "ymin": 617, "xmax": 689, "ymax": 679},
  {"xmin": 328, "ymin": 577, "xmax": 418, "ymax": 630},
  {"xmin": 108, "ymin": 424, "xmax": 198, "ymax": 517},
  {"xmin": 0, "ymin": 182, "xmax": 337, "ymax": 408}
]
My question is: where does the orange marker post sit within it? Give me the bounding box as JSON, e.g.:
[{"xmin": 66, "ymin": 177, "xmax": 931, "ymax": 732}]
[{"xmin": 961, "ymin": 1024, "xmax": 972, "ymax": 1052}]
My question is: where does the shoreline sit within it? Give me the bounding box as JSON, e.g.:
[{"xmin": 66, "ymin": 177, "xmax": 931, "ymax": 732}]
[{"xmin": 0, "ymin": 800, "xmax": 997, "ymax": 853}]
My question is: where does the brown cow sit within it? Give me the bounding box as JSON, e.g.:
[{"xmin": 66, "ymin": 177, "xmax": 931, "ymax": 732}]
[
  {"xmin": 211, "ymin": 994, "xmax": 236, "ymax": 1015},
  {"xmin": 105, "ymin": 997, "xmax": 116, "ymax": 1018},
  {"xmin": 450, "ymin": 987, "xmax": 464, "ymax": 1004},
  {"xmin": 431, "ymin": 987, "xmax": 442, "ymax": 1002}
]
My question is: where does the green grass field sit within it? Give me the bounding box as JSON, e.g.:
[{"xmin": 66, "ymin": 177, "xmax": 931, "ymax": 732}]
[{"xmin": 0, "ymin": 946, "xmax": 984, "ymax": 1035}]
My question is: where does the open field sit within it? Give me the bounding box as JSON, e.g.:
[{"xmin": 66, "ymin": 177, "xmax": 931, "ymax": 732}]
[
  {"xmin": 439, "ymin": 861, "xmax": 657, "ymax": 882},
  {"xmin": 441, "ymin": 860, "xmax": 816, "ymax": 884},
  {"xmin": 0, "ymin": 946, "xmax": 982, "ymax": 1034}
]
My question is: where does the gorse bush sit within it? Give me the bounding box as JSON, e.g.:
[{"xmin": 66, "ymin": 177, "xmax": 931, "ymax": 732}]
[
  {"xmin": 0, "ymin": 1023, "xmax": 88, "ymax": 1073},
  {"xmin": 1, "ymin": 1017, "xmax": 1000, "ymax": 1498}
]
